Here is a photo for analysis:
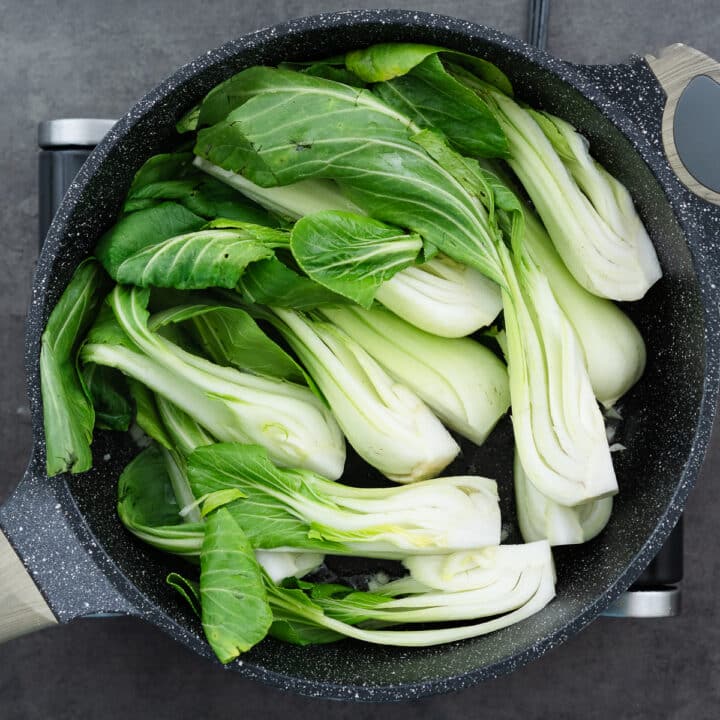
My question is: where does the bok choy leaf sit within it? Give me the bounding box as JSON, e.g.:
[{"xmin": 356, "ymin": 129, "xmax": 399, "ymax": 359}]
[
  {"xmin": 41, "ymin": 259, "xmax": 111, "ymax": 475},
  {"xmin": 199, "ymin": 508, "xmax": 273, "ymax": 663},
  {"xmin": 290, "ymin": 211, "xmax": 423, "ymax": 308}
]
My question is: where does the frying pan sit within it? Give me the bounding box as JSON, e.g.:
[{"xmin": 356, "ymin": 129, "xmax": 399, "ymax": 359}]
[{"xmin": 2, "ymin": 9, "xmax": 720, "ymax": 701}]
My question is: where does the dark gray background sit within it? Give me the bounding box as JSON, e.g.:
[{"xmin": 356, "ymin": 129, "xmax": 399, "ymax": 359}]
[{"xmin": 1, "ymin": 1, "xmax": 719, "ymax": 718}]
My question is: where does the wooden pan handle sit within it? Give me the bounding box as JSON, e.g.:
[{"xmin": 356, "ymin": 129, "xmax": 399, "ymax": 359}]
[
  {"xmin": 645, "ymin": 44, "xmax": 720, "ymax": 206},
  {"xmin": 0, "ymin": 528, "xmax": 57, "ymax": 643}
]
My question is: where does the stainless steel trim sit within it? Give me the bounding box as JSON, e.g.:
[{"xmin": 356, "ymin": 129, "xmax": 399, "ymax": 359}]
[
  {"xmin": 602, "ymin": 587, "xmax": 681, "ymax": 618},
  {"xmin": 38, "ymin": 118, "xmax": 117, "ymax": 149}
]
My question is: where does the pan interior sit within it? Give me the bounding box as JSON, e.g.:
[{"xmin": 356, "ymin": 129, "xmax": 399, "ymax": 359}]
[{"xmin": 40, "ymin": 18, "xmax": 704, "ymax": 691}]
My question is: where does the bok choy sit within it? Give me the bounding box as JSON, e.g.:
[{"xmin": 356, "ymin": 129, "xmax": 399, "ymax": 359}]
[
  {"xmin": 514, "ymin": 450, "xmax": 613, "ymax": 546},
  {"xmin": 320, "ymin": 304, "xmax": 509, "ymax": 445},
  {"xmin": 81, "ymin": 285, "xmax": 346, "ymax": 478},
  {"xmin": 120, "ymin": 441, "xmax": 501, "ymax": 558},
  {"xmin": 192, "ymin": 61, "xmax": 616, "ymax": 503},
  {"xmin": 267, "ymin": 307, "xmax": 460, "ymax": 482},
  {"xmin": 195, "ymin": 156, "xmax": 503, "ymax": 335},
  {"xmin": 39, "ymin": 41, "xmax": 659, "ymax": 665}
]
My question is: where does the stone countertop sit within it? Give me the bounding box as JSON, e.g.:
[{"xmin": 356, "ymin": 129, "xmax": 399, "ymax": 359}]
[{"xmin": 1, "ymin": 1, "xmax": 718, "ymax": 717}]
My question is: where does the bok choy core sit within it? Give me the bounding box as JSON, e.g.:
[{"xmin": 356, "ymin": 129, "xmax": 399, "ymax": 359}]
[
  {"xmin": 266, "ymin": 308, "xmax": 461, "ymax": 483},
  {"xmin": 39, "ymin": 39, "xmax": 660, "ymax": 666},
  {"xmin": 320, "ymin": 304, "xmax": 510, "ymax": 445}
]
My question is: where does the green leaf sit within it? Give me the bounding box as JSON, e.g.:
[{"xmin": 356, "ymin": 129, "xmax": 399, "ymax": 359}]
[
  {"xmin": 200, "ymin": 508, "xmax": 273, "ymax": 663},
  {"xmin": 128, "ymin": 153, "xmax": 197, "ymax": 194},
  {"xmin": 372, "ymin": 54, "xmax": 508, "ymax": 157},
  {"xmin": 200, "ymin": 488, "xmax": 247, "ymax": 516},
  {"xmin": 96, "ymin": 202, "xmax": 206, "ymax": 278},
  {"xmin": 411, "ymin": 130, "xmax": 524, "ymax": 251},
  {"xmin": 188, "ymin": 443, "xmax": 346, "ymax": 553},
  {"xmin": 117, "ymin": 445, "xmax": 204, "ymax": 556},
  {"xmin": 266, "ymin": 578, "xmax": 344, "ymax": 645},
  {"xmin": 346, "ymin": 42, "xmax": 448, "ymax": 82},
  {"xmin": 41, "ymin": 259, "xmax": 111, "ymax": 475},
  {"xmin": 127, "ymin": 380, "xmax": 174, "ymax": 450},
  {"xmin": 237, "ymin": 257, "xmax": 345, "ymax": 309},
  {"xmin": 118, "ymin": 445, "xmax": 182, "ymax": 527},
  {"xmin": 290, "ymin": 211, "xmax": 422, "ymax": 308},
  {"xmin": 176, "ymin": 105, "xmax": 200, "ymax": 133},
  {"xmin": 300, "ymin": 63, "xmax": 366, "ymax": 87},
  {"xmin": 125, "ymin": 153, "xmax": 275, "ymax": 226},
  {"xmin": 113, "ymin": 224, "xmax": 286, "ymax": 290},
  {"xmin": 196, "ymin": 65, "xmax": 305, "ymax": 128},
  {"xmin": 194, "ymin": 68, "xmax": 505, "ymax": 287},
  {"xmin": 345, "ymin": 42, "xmax": 513, "ymax": 95},
  {"xmin": 149, "ymin": 303, "xmax": 305, "ymax": 381},
  {"xmin": 167, "ymin": 572, "xmax": 201, "ymax": 617},
  {"xmin": 80, "ymin": 363, "xmax": 132, "ymax": 431}
]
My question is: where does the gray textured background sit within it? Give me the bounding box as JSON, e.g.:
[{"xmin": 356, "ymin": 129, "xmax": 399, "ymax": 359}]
[{"xmin": 1, "ymin": 1, "xmax": 719, "ymax": 718}]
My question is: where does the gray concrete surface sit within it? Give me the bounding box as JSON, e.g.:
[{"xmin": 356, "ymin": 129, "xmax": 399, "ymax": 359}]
[{"xmin": 1, "ymin": 1, "xmax": 719, "ymax": 717}]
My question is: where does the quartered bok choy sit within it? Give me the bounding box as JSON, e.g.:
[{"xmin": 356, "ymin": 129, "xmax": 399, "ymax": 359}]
[{"xmin": 39, "ymin": 40, "xmax": 660, "ymax": 665}]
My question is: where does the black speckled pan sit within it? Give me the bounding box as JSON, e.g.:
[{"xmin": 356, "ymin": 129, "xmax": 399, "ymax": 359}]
[{"xmin": 2, "ymin": 9, "xmax": 720, "ymax": 702}]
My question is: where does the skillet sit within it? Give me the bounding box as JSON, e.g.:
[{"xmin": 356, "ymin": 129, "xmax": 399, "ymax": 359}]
[{"xmin": 2, "ymin": 9, "xmax": 720, "ymax": 701}]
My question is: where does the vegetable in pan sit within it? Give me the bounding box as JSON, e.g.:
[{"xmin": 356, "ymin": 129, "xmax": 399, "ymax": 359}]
[{"xmin": 39, "ymin": 41, "xmax": 661, "ymax": 664}]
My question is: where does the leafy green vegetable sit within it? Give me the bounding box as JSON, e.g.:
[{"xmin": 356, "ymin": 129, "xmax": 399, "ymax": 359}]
[
  {"xmin": 176, "ymin": 105, "xmax": 201, "ymax": 133},
  {"xmin": 127, "ymin": 379, "xmax": 174, "ymax": 450},
  {"xmin": 193, "ymin": 158, "xmax": 364, "ymax": 221},
  {"xmin": 498, "ymin": 242, "xmax": 618, "ymax": 506},
  {"xmin": 196, "ymin": 156, "xmax": 503, "ymax": 335},
  {"xmin": 264, "ymin": 541, "xmax": 555, "ymax": 647},
  {"xmin": 453, "ymin": 69, "xmax": 661, "ymax": 300},
  {"xmin": 128, "ymin": 152, "xmax": 196, "ymax": 191},
  {"xmin": 96, "ymin": 203, "xmax": 206, "ymax": 278},
  {"xmin": 41, "ymin": 259, "xmax": 111, "ymax": 475},
  {"xmin": 374, "ymin": 252, "xmax": 502, "ymax": 337},
  {"xmin": 188, "ymin": 443, "xmax": 500, "ymax": 556},
  {"xmin": 124, "ymin": 153, "xmax": 274, "ymax": 225},
  {"xmin": 370, "ymin": 53, "xmax": 508, "ymax": 157},
  {"xmin": 520, "ymin": 194, "xmax": 646, "ymax": 407},
  {"xmin": 298, "ymin": 63, "xmax": 366, "ymax": 87},
  {"xmin": 268, "ymin": 308, "xmax": 460, "ymax": 483},
  {"xmin": 80, "ymin": 363, "xmax": 132, "ymax": 431},
  {"xmin": 117, "ymin": 444, "xmax": 205, "ymax": 556},
  {"xmin": 166, "ymin": 572, "xmax": 201, "ymax": 616},
  {"xmin": 321, "ymin": 304, "xmax": 509, "ymax": 445},
  {"xmin": 290, "ymin": 211, "xmax": 423, "ymax": 308},
  {"xmin": 193, "ymin": 67, "xmax": 506, "ymax": 288},
  {"xmin": 236, "ymin": 257, "xmax": 344, "ymax": 309},
  {"xmin": 345, "ymin": 42, "xmax": 513, "ymax": 94},
  {"xmin": 155, "ymin": 394, "xmax": 215, "ymax": 457},
  {"xmin": 113, "ymin": 224, "xmax": 286, "ymax": 290},
  {"xmin": 149, "ymin": 302, "xmax": 305, "ymax": 382},
  {"xmin": 82, "ymin": 286, "xmax": 346, "ymax": 478},
  {"xmin": 200, "ymin": 508, "xmax": 273, "ymax": 663}
]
